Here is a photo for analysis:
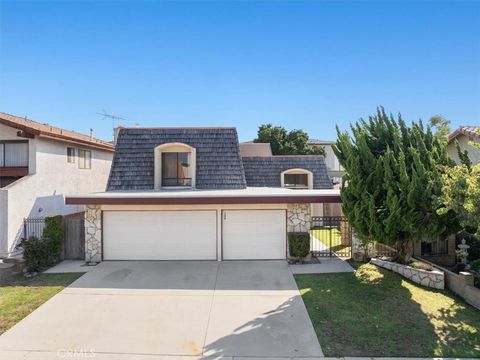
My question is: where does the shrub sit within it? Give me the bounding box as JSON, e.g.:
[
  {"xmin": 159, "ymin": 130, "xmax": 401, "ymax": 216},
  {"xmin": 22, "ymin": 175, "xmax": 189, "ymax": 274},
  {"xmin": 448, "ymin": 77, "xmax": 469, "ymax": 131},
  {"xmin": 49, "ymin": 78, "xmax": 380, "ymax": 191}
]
[
  {"xmin": 42, "ymin": 215, "xmax": 64, "ymax": 259},
  {"xmin": 471, "ymin": 259, "xmax": 480, "ymax": 273},
  {"xmin": 288, "ymin": 232, "xmax": 310, "ymax": 259},
  {"xmin": 21, "ymin": 236, "xmax": 57, "ymax": 272}
]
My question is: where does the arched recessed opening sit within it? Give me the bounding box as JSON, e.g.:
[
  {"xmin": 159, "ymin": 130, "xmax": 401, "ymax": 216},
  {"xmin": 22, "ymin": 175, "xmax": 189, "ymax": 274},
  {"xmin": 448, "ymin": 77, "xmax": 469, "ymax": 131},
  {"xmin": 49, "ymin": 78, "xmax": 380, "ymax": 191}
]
[
  {"xmin": 154, "ymin": 142, "xmax": 196, "ymax": 189},
  {"xmin": 281, "ymin": 168, "xmax": 313, "ymax": 190}
]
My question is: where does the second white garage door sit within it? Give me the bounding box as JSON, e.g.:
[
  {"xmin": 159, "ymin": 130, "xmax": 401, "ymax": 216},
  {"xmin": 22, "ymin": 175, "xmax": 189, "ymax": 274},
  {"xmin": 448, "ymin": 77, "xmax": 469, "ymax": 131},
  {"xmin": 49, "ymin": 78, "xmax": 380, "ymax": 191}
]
[
  {"xmin": 222, "ymin": 210, "xmax": 286, "ymax": 260},
  {"xmin": 103, "ymin": 210, "xmax": 217, "ymax": 260}
]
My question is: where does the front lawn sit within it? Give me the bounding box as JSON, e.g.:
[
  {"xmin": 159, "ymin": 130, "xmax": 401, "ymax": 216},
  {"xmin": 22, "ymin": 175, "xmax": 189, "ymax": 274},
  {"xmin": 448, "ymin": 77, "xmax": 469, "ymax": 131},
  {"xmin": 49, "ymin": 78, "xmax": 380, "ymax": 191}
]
[
  {"xmin": 295, "ymin": 261, "xmax": 480, "ymax": 358},
  {"xmin": 310, "ymin": 228, "xmax": 351, "ymax": 254},
  {"xmin": 0, "ymin": 273, "xmax": 83, "ymax": 335}
]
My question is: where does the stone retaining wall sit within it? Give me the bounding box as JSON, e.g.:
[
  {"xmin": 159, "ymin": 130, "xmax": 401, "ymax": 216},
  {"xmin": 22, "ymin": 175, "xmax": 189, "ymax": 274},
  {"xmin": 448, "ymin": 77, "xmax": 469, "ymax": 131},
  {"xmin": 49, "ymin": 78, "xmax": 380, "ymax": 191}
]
[{"xmin": 370, "ymin": 258, "xmax": 444, "ymax": 289}]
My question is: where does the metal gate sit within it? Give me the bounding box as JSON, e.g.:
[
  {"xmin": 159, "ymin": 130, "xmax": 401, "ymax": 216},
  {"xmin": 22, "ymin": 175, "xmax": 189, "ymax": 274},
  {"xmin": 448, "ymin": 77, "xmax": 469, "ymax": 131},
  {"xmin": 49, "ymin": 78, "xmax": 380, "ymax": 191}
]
[
  {"xmin": 310, "ymin": 216, "xmax": 352, "ymax": 258},
  {"xmin": 23, "ymin": 214, "xmax": 85, "ymax": 260}
]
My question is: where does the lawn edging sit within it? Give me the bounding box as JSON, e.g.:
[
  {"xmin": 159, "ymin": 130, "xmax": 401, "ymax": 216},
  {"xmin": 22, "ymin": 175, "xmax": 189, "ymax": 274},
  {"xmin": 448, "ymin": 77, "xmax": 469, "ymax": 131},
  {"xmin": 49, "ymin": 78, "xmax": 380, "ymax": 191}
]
[{"xmin": 370, "ymin": 257, "xmax": 444, "ymax": 289}]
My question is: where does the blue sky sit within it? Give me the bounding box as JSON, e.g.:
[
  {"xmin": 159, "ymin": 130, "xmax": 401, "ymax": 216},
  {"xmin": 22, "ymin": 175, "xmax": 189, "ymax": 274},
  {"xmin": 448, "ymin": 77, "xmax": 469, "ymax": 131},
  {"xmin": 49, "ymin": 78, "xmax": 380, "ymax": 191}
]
[{"xmin": 0, "ymin": 1, "xmax": 479, "ymax": 142}]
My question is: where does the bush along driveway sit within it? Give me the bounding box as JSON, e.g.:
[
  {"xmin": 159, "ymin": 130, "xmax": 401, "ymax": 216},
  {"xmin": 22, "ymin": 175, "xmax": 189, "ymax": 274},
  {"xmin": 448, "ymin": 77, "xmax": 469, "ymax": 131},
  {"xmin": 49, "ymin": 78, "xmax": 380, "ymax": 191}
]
[
  {"xmin": 0, "ymin": 273, "xmax": 84, "ymax": 335},
  {"xmin": 295, "ymin": 261, "xmax": 480, "ymax": 358}
]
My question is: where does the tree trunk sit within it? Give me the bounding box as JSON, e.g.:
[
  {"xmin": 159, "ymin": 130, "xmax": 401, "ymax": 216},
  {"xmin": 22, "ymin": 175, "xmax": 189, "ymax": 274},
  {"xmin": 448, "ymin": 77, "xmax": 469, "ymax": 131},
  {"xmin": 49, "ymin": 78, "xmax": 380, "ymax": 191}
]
[{"xmin": 395, "ymin": 239, "xmax": 413, "ymax": 264}]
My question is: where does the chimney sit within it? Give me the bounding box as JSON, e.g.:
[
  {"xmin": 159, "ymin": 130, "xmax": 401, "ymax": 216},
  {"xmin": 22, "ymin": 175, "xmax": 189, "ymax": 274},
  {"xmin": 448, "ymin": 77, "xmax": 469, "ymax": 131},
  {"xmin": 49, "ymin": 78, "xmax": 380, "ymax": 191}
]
[{"xmin": 89, "ymin": 128, "xmax": 94, "ymax": 140}]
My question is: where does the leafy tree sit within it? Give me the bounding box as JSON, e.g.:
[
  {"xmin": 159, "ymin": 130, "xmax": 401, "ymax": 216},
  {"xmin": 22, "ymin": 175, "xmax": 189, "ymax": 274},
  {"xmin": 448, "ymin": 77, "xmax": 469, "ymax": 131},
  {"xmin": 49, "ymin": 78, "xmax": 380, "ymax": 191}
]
[
  {"xmin": 254, "ymin": 124, "xmax": 325, "ymax": 156},
  {"xmin": 436, "ymin": 128, "xmax": 480, "ymax": 262},
  {"xmin": 333, "ymin": 107, "xmax": 458, "ymax": 263},
  {"xmin": 437, "ymin": 154, "xmax": 480, "ymax": 237}
]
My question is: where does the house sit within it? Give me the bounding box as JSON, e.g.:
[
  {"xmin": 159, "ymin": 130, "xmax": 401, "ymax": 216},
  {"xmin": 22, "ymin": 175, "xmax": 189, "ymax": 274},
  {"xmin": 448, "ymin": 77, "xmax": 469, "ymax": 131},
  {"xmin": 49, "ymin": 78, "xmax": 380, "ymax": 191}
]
[
  {"xmin": 66, "ymin": 127, "xmax": 340, "ymax": 262},
  {"xmin": 240, "ymin": 140, "xmax": 342, "ymax": 217},
  {"xmin": 447, "ymin": 126, "xmax": 480, "ymax": 165},
  {"xmin": 410, "ymin": 126, "xmax": 480, "ymax": 267},
  {"xmin": 308, "ymin": 138, "xmax": 344, "ymax": 216},
  {"xmin": 0, "ymin": 112, "xmax": 115, "ymax": 258}
]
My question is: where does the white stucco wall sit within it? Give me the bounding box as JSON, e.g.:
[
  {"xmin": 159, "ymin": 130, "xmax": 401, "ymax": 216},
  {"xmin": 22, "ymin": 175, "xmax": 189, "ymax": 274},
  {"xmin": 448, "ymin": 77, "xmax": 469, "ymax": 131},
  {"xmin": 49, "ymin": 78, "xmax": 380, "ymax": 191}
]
[
  {"xmin": 323, "ymin": 144, "xmax": 343, "ymax": 172},
  {"xmin": 447, "ymin": 135, "xmax": 480, "ymax": 165},
  {"xmin": 0, "ymin": 124, "xmax": 113, "ymax": 257}
]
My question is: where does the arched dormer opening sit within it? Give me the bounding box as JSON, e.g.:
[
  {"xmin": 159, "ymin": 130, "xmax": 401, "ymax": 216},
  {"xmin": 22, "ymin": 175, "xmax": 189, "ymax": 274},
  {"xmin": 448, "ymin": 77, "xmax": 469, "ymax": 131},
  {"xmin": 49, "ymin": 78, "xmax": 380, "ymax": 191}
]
[
  {"xmin": 154, "ymin": 143, "xmax": 196, "ymax": 189},
  {"xmin": 281, "ymin": 168, "xmax": 313, "ymax": 189}
]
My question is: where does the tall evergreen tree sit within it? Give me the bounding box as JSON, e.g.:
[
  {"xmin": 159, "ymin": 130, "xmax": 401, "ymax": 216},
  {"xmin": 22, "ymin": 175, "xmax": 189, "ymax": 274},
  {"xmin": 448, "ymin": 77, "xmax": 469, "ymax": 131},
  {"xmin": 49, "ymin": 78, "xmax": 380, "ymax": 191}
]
[{"xmin": 333, "ymin": 107, "xmax": 457, "ymax": 262}]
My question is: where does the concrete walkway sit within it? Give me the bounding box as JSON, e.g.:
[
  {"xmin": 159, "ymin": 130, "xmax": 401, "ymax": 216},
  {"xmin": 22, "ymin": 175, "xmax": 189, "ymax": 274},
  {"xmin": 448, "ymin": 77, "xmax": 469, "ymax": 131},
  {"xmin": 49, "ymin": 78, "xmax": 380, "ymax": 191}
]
[
  {"xmin": 291, "ymin": 257, "xmax": 354, "ymax": 274},
  {"xmin": 0, "ymin": 261, "xmax": 322, "ymax": 359},
  {"xmin": 43, "ymin": 260, "xmax": 96, "ymax": 273}
]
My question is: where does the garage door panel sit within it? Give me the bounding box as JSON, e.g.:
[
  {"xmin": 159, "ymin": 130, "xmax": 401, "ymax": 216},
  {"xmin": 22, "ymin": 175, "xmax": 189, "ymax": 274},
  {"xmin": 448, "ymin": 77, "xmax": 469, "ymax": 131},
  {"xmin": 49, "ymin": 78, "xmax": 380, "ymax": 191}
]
[
  {"xmin": 103, "ymin": 211, "xmax": 217, "ymax": 260},
  {"xmin": 222, "ymin": 210, "xmax": 286, "ymax": 260}
]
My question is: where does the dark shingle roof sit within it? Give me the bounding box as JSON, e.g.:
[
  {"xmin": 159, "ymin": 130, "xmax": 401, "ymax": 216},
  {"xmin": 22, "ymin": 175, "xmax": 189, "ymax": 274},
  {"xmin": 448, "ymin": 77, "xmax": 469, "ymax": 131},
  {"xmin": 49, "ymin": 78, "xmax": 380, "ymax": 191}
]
[
  {"xmin": 242, "ymin": 156, "xmax": 333, "ymax": 189},
  {"xmin": 107, "ymin": 128, "xmax": 247, "ymax": 190}
]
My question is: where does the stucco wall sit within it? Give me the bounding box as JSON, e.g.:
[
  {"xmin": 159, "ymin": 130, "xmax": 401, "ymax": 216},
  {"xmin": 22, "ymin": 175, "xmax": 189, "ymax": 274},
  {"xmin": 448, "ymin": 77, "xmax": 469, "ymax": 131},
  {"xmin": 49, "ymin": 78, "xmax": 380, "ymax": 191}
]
[
  {"xmin": 0, "ymin": 128, "xmax": 113, "ymax": 257},
  {"xmin": 447, "ymin": 134, "xmax": 480, "ymax": 165},
  {"xmin": 323, "ymin": 144, "xmax": 343, "ymax": 172}
]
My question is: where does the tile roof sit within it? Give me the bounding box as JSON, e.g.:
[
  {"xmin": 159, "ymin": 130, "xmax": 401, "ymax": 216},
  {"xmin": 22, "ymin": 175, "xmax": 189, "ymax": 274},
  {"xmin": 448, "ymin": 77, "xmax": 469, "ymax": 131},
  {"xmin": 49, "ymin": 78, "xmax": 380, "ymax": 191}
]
[
  {"xmin": 242, "ymin": 156, "xmax": 333, "ymax": 189},
  {"xmin": 107, "ymin": 127, "xmax": 247, "ymax": 190},
  {"xmin": 448, "ymin": 126, "xmax": 480, "ymax": 143},
  {"xmin": 0, "ymin": 112, "xmax": 114, "ymax": 151}
]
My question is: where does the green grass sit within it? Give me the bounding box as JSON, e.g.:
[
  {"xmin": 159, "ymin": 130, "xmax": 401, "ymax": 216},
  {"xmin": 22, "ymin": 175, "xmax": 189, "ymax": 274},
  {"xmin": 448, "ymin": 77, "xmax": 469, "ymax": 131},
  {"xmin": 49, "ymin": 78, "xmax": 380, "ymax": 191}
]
[
  {"xmin": 295, "ymin": 261, "xmax": 480, "ymax": 357},
  {"xmin": 0, "ymin": 273, "xmax": 83, "ymax": 335},
  {"xmin": 310, "ymin": 228, "xmax": 351, "ymax": 254}
]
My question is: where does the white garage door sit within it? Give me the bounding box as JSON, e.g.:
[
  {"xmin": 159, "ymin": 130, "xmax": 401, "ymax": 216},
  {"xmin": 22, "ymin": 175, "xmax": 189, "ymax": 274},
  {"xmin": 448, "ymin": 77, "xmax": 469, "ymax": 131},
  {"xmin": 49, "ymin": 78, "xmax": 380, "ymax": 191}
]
[
  {"xmin": 222, "ymin": 210, "xmax": 286, "ymax": 260},
  {"xmin": 103, "ymin": 210, "xmax": 217, "ymax": 260}
]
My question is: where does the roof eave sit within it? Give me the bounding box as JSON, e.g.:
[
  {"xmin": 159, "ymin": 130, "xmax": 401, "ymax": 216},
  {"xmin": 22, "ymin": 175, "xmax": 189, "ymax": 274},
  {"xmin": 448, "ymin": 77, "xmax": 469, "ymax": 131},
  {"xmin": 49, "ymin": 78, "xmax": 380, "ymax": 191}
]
[
  {"xmin": 0, "ymin": 117, "xmax": 115, "ymax": 152},
  {"xmin": 65, "ymin": 194, "xmax": 341, "ymax": 205}
]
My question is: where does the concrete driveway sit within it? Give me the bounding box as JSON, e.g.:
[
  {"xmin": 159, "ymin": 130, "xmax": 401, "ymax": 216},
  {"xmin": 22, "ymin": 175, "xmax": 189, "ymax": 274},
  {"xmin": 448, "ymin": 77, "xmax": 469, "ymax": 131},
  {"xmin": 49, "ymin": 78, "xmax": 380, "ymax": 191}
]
[{"xmin": 0, "ymin": 261, "xmax": 323, "ymax": 359}]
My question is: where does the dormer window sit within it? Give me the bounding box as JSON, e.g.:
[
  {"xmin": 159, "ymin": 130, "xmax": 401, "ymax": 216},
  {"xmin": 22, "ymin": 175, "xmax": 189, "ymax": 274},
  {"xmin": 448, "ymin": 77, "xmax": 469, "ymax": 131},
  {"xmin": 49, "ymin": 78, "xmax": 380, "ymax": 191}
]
[
  {"xmin": 161, "ymin": 152, "xmax": 192, "ymax": 187},
  {"xmin": 281, "ymin": 168, "xmax": 313, "ymax": 189},
  {"xmin": 154, "ymin": 143, "xmax": 196, "ymax": 189},
  {"xmin": 284, "ymin": 173, "xmax": 308, "ymax": 188}
]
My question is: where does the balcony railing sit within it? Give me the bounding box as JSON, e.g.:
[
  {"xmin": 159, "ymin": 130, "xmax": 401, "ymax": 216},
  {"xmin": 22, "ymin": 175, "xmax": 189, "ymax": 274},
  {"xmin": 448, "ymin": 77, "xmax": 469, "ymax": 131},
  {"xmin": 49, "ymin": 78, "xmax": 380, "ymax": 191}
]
[{"xmin": 161, "ymin": 177, "xmax": 192, "ymax": 187}]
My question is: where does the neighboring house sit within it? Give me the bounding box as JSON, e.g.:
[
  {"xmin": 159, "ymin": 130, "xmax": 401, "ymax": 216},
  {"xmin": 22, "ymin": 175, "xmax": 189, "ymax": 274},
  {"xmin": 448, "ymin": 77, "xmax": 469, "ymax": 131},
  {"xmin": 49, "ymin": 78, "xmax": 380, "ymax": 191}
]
[
  {"xmin": 308, "ymin": 139, "xmax": 344, "ymax": 217},
  {"xmin": 66, "ymin": 127, "xmax": 339, "ymax": 262},
  {"xmin": 410, "ymin": 126, "xmax": 479, "ymax": 267},
  {"xmin": 239, "ymin": 142, "xmax": 272, "ymax": 157},
  {"xmin": 307, "ymin": 139, "xmax": 344, "ymax": 184},
  {"xmin": 0, "ymin": 112, "xmax": 115, "ymax": 258},
  {"xmin": 447, "ymin": 126, "xmax": 480, "ymax": 165}
]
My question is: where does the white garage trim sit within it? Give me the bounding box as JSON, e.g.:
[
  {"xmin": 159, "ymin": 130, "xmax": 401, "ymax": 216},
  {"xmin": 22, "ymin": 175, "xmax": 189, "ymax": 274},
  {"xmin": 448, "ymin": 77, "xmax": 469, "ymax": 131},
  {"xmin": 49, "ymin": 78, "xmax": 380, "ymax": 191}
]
[
  {"xmin": 103, "ymin": 210, "xmax": 218, "ymax": 261},
  {"xmin": 221, "ymin": 209, "xmax": 287, "ymax": 260}
]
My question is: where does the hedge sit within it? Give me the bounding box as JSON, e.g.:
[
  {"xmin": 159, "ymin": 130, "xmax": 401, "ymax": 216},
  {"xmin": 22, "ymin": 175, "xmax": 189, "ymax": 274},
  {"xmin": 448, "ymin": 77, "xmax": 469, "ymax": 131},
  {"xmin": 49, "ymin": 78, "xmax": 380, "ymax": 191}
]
[{"xmin": 288, "ymin": 232, "xmax": 310, "ymax": 259}]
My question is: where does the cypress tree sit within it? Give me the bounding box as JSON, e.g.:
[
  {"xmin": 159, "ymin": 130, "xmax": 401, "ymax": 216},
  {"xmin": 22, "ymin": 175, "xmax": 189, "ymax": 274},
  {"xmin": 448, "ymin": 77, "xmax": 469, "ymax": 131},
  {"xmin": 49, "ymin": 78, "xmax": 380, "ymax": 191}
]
[{"xmin": 333, "ymin": 107, "xmax": 457, "ymax": 262}]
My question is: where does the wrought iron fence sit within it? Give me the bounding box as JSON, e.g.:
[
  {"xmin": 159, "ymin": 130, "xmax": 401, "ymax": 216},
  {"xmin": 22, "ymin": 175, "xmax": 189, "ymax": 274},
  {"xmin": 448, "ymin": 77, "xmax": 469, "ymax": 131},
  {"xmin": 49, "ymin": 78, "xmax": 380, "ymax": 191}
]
[
  {"xmin": 23, "ymin": 217, "xmax": 46, "ymax": 240},
  {"xmin": 310, "ymin": 216, "xmax": 352, "ymax": 258}
]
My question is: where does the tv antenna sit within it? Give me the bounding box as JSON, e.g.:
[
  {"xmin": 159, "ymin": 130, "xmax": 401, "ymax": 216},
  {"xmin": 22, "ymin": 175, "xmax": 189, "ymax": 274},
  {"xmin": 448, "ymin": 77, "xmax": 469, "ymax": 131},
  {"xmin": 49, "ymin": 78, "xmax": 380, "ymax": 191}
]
[{"xmin": 96, "ymin": 110, "xmax": 128, "ymax": 129}]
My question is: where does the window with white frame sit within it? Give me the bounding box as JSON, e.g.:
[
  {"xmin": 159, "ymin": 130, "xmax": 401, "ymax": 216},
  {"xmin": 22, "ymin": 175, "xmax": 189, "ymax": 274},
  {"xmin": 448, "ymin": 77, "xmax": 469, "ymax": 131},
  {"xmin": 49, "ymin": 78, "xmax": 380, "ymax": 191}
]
[
  {"xmin": 154, "ymin": 143, "xmax": 196, "ymax": 189},
  {"xmin": 78, "ymin": 149, "xmax": 91, "ymax": 169}
]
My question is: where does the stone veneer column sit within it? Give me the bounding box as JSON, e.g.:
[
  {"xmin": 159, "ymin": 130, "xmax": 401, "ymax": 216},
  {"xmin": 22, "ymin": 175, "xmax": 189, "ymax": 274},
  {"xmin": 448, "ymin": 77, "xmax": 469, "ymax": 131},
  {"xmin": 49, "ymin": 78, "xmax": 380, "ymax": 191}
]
[
  {"xmin": 287, "ymin": 203, "xmax": 311, "ymax": 232},
  {"xmin": 85, "ymin": 205, "xmax": 102, "ymax": 263}
]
